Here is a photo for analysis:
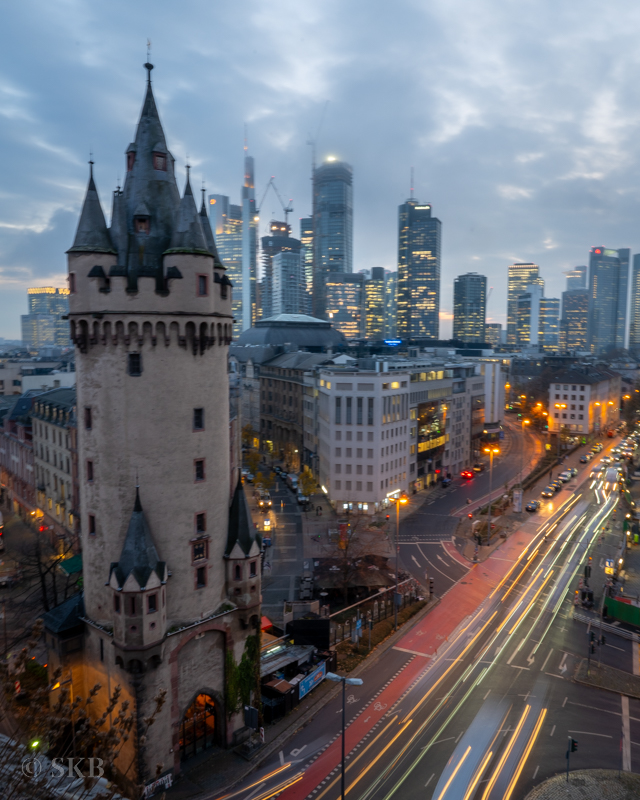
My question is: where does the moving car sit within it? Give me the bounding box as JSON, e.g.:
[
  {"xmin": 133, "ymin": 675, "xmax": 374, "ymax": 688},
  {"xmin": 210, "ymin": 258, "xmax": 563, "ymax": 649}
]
[
  {"xmin": 441, "ymin": 477, "xmax": 452, "ymax": 486},
  {"xmin": 473, "ymin": 463, "xmax": 485, "ymax": 473},
  {"xmin": 525, "ymin": 500, "xmax": 541, "ymax": 512},
  {"xmin": 541, "ymin": 486, "xmax": 555, "ymax": 498},
  {"xmin": 579, "ymin": 454, "xmax": 591, "ymax": 463},
  {"xmin": 461, "ymin": 470, "xmax": 474, "ymax": 479},
  {"xmin": 257, "ymin": 490, "xmax": 272, "ymax": 510}
]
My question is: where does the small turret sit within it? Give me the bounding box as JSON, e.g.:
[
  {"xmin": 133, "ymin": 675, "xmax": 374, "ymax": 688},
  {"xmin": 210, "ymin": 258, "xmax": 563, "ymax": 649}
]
[
  {"xmin": 109, "ymin": 488, "xmax": 167, "ymax": 657},
  {"xmin": 200, "ymin": 186, "xmax": 224, "ymax": 269},
  {"xmin": 168, "ymin": 169, "xmax": 209, "ymax": 254},
  {"xmin": 225, "ymin": 477, "xmax": 261, "ymax": 614},
  {"xmin": 68, "ymin": 162, "xmax": 115, "ymax": 255}
]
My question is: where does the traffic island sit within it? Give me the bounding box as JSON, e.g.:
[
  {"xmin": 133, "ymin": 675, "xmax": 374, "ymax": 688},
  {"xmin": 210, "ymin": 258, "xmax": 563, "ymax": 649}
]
[
  {"xmin": 523, "ymin": 769, "xmax": 640, "ymax": 799},
  {"xmin": 574, "ymin": 658, "xmax": 640, "ymax": 700}
]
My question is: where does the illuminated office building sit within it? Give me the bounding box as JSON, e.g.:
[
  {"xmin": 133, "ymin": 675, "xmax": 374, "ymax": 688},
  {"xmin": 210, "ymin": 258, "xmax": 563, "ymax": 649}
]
[
  {"xmin": 397, "ymin": 199, "xmax": 441, "ymax": 339},
  {"xmin": 325, "ymin": 273, "xmax": 365, "ymax": 339},
  {"xmin": 384, "ymin": 271, "xmax": 397, "ymax": 339},
  {"xmin": 539, "ymin": 297, "xmax": 560, "ymax": 351},
  {"xmin": 21, "ymin": 287, "xmax": 70, "ymax": 350},
  {"xmin": 629, "ymin": 254, "xmax": 640, "ymax": 354},
  {"xmin": 565, "ymin": 266, "xmax": 587, "ymax": 290},
  {"xmin": 312, "ymin": 159, "xmax": 353, "ymax": 318},
  {"xmin": 365, "ymin": 267, "xmax": 385, "ymax": 340},
  {"xmin": 507, "ymin": 263, "xmax": 542, "ymax": 347},
  {"xmin": 484, "ymin": 323, "xmax": 502, "ymax": 349},
  {"xmin": 300, "ymin": 217, "xmax": 313, "ymax": 298},
  {"xmin": 208, "ymin": 195, "xmax": 244, "ymax": 337},
  {"xmin": 453, "ymin": 273, "xmax": 486, "ymax": 343},
  {"xmin": 515, "ymin": 284, "xmax": 543, "ymax": 348},
  {"xmin": 559, "ymin": 289, "xmax": 588, "ymax": 351},
  {"xmin": 587, "ymin": 246, "xmax": 629, "ymax": 354}
]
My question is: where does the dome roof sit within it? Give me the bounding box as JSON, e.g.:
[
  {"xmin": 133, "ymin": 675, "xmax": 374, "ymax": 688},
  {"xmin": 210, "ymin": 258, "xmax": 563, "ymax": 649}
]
[{"xmin": 235, "ymin": 314, "xmax": 346, "ymax": 350}]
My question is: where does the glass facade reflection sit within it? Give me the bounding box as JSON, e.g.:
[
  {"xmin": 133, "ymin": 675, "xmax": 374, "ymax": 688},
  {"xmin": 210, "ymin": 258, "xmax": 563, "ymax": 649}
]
[
  {"xmin": 587, "ymin": 246, "xmax": 629, "ymax": 354},
  {"xmin": 325, "ymin": 273, "xmax": 364, "ymax": 338},
  {"xmin": 453, "ymin": 273, "xmax": 486, "ymax": 342},
  {"xmin": 397, "ymin": 200, "xmax": 441, "ymax": 340},
  {"xmin": 365, "ymin": 268, "xmax": 385, "ymax": 339}
]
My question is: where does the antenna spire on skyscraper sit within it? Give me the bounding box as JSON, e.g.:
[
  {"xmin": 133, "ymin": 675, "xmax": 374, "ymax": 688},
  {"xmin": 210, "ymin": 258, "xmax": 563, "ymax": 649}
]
[{"xmin": 410, "ymin": 166, "xmax": 414, "ymax": 199}]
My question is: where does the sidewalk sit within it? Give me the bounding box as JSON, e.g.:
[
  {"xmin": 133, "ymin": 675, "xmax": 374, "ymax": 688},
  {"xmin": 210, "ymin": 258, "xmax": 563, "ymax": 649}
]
[{"xmin": 524, "ymin": 770, "xmax": 640, "ymax": 799}]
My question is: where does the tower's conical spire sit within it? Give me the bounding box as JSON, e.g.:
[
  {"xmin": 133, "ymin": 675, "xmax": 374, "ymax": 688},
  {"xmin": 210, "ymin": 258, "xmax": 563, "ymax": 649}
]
[
  {"xmin": 69, "ymin": 160, "xmax": 115, "ymax": 253},
  {"xmin": 169, "ymin": 166, "xmax": 209, "ymax": 253},
  {"xmin": 199, "ymin": 184, "xmax": 224, "ymax": 267},
  {"xmin": 110, "ymin": 487, "xmax": 166, "ymax": 589}
]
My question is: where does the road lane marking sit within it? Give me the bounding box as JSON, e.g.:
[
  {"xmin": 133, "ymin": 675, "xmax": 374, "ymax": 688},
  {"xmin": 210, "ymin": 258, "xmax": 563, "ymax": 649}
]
[
  {"xmin": 312, "ymin": 716, "xmax": 399, "ymax": 800},
  {"xmin": 532, "ymin": 765, "xmax": 539, "ymax": 780},
  {"xmin": 434, "ymin": 745, "xmax": 471, "ymax": 800},
  {"xmin": 540, "ymin": 648, "xmax": 553, "ymax": 672},
  {"xmin": 568, "ymin": 730, "xmax": 613, "ymax": 737},
  {"xmin": 392, "ymin": 647, "xmax": 433, "ymax": 658},
  {"xmin": 278, "ymin": 751, "xmax": 284, "ymax": 766},
  {"xmin": 550, "ymin": 725, "xmax": 555, "ymax": 736},
  {"xmin": 454, "ymin": 730, "xmax": 464, "ymax": 743},
  {"xmin": 483, "ymin": 689, "xmax": 491, "ymax": 700},
  {"xmin": 243, "ymin": 783, "xmax": 266, "ymax": 800},
  {"xmin": 425, "ymin": 774, "xmax": 434, "ymax": 788},
  {"xmin": 622, "ymin": 695, "xmax": 631, "ymax": 771},
  {"xmin": 567, "ymin": 700, "xmax": 621, "ymax": 716},
  {"xmin": 507, "ymin": 638, "xmax": 526, "ymax": 665}
]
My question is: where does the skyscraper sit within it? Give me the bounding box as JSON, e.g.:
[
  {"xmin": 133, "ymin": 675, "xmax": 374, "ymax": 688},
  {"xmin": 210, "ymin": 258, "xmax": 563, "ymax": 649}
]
[
  {"xmin": 565, "ymin": 266, "xmax": 587, "ymax": 290},
  {"xmin": 260, "ymin": 221, "xmax": 302, "ymax": 319},
  {"xmin": 629, "ymin": 254, "xmax": 640, "ymax": 354},
  {"xmin": 21, "ymin": 287, "xmax": 70, "ymax": 350},
  {"xmin": 484, "ymin": 323, "xmax": 502, "ymax": 349},
  {"xmin": 272, "ymin": 250, "xmax": 306, "ymax": 315},
  {"xmin": 300, "ymin": 217, "xmax": 313, "ymax": 299},
  {"xmin": 365, "ymin": 267, "xmax": 385, "ymax": 339},
  {"xmin": 559, "ymin": 289, "xmax": 588, "ymax": 351},
  {"xmin": 452, "ymin": 273, "xmax": 486, "ymax": 343},
  {"xmin": 507, "ymin": 263, "xmax": 542, "ymax": 347},
  {"xmin": 241, "ymin": 148, "xmax": 258, "ymax": 331},
  {"xmin": 312, "ymin": 159, "xmax": 353, "ymax": 318},
  {"xmin": 209, "ymin": 195, "xmax": 243, "ymax": 336},
  {"xmin": 384, "ymin": 271, "xmax": 398, "ymax": 339},
  {"xmin": 587, "ymin": 246, "xmax": 630, "ymax": 354},
  {"xmin": 515, "ymin": 284, "xmax": 544, "ymax": 348},
  {"xmin": 397, "ymin": 199, "xmax": 441, "ymax": 340},
  {"xmin": 539, "ymin": 297, "xmax": 560, "ymax": 351},
  {"xmin": 325, "ymin": 273, "xmax": 365, "ymax": 338}
]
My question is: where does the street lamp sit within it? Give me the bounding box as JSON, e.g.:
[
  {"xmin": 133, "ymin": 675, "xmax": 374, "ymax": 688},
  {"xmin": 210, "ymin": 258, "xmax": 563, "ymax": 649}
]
[
  {"xmin": 391, "ymin": 492, "xmax": 409, "ymax": 630},
  {"xmin": 520, "ymin": 419, "xmax": 530, "ymax": 486},
  {"xmin": 483, "ymin": 446, "xmax": 500, "ymax": 545},
  {"xmin": 326, "ymin": 672, "xmax": 364, "ymax": 800}
]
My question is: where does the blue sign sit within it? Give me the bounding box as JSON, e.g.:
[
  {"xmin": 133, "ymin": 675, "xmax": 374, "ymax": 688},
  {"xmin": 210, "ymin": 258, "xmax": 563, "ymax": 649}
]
[
  {"xmin": 384, "ymin": 339, "xmax": 402, "ymax": 346},
  {"xmin": 499, "ymin": 431, "xmax": 505, "ymax": 439},
  {"xmin": 298, "ymin": 661, "xmax": 326, "ymax": 699}
]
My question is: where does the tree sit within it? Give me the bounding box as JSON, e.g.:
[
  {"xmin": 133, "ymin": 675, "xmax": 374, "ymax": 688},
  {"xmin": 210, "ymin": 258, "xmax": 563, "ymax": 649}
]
[
  {"xmin": 245, "ymin": 449, "xmax": 261, "ymax": 476},
  {"xmin": 242, "ymin": 424, "xmax": 255, "ymax": 449},
  {"xmin": 298, "ymin": 469, "xmax": 316, "ymax": 498}
]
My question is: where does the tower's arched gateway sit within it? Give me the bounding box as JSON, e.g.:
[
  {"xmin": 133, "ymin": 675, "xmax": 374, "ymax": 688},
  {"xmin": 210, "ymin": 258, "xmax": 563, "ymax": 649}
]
[{"xmin": 43, "ymin": 63, "xmax": 262, "ymax": 794}]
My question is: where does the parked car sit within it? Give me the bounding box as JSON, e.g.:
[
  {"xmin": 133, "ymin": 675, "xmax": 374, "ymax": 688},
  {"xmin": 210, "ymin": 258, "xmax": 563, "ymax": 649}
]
[
  {"xmin": 461, "ymin": 470, "xmax": 474, "ymax": 479},
  {"xmin": 441, "ymin": 477, "xmax": 452, "ymax": 487},
  {"xmin": 579, "ymin": 455, "xmax": 590, "ymax": 463},
  {"xmin": 569, "ymin": 467, "xmax": 578, "ymax": 477},
  {"xmin": 550, "ymin": 481, "xmax": 563, "ymax": 491},
  {"xmin": 274, "ymin": 466, "xmax": 282, "ymax": 474},
  {"xmin": 541, "ymin": 486, "xmax": 555, "ymax": 498},
  {"xmin": 244, "ymin": 472, "xmax": 254, "ymax": 483},
  {"xmin": 286, "ymin": 473, "xmax": 298, "ymax": 492},
  {"xmin": 526, "ymin": 500, "xmax": 541, "ymax": 512},
  {"xmin": 297, "ymin": 492, "xmax": 309, "ymax": 505},
  {"xmin": 558, "ymin": 471, "xmax": 571, "ymax": 482}
]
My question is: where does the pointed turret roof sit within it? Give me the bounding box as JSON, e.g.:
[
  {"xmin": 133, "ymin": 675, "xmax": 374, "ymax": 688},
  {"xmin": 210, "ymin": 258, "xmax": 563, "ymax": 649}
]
[
  {"xmin": 168, "ymin": 169, "xmax": 209, "ymax": 254},
  {"xmin": 199, "ymin": 186, "xmax": 224, "ymax": 267},
  {"xmin": 68, "ymin": 163, "xmax": 116, "ymax": 254},
  {"xmin": 225, "ymin": 476, "xmax": 259, "ymax": 556},
  {"xmin": 110, "ymin": 488, "xmax": 166, "ymax": 589},
  {"xmin": 118, "ymin": 63, "xmax": 181, "ymax": 279}
]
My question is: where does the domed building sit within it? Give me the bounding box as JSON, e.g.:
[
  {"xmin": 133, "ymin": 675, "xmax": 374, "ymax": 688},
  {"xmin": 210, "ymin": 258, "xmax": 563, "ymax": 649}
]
[{"xmin": 235, "ymin": 313, "xmax": 346, "ymax": 352}]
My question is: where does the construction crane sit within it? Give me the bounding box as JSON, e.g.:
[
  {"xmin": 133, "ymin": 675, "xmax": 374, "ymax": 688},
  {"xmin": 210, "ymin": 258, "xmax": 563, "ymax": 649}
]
[{"xmin": 257, "ymin": 177, "xmax": 293, "ymax": 226}]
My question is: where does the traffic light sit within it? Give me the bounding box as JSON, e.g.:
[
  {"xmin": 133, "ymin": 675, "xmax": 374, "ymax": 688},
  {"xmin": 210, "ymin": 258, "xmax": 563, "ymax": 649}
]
[
  {"xmin": 584, "ymin": 564, "xmax": 591, "ymax": 579},
  {"xmin": 429, "ymin": 577, "xmax": 434, "ymax": 595},
  {"xmin": 570, "ymin": 738, "xmax": 578, "ymax": 752},
  {"xmin": 468, "ymin": 513, "xmax": 473, "ymax": 519},
  {"xmin": 600, "ymin": 635, "xmax": 606, "ymax": 646}
]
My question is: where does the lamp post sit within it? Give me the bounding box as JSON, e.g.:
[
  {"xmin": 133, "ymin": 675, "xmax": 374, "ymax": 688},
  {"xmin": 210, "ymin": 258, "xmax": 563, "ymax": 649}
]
[
  {"xmin": 520, "ymin": 418, "xmax": 530, "ymax": 486},
  {"xmin": 483, "ymin": 446, "xmax": 500, "ymax": 544},
  {"xmin": 326, "ymin": 672, "xmax": 364, "ymax": 800},
  {"xmin": 392, "ymin": 492, "xmax": 409, "ymax": 630}
]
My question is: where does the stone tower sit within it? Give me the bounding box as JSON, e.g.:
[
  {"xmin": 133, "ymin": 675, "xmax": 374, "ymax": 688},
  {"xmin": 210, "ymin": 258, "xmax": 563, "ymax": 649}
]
[{"xmin": 47, "ymin": 64, "xmax": 262, "ymax": 792}]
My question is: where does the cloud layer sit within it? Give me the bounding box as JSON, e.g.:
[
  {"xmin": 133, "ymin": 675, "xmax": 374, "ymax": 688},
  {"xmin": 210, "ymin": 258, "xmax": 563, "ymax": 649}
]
[{"xmin": 2, "ymin": 0, "xmax": 640, "ymax": 338}]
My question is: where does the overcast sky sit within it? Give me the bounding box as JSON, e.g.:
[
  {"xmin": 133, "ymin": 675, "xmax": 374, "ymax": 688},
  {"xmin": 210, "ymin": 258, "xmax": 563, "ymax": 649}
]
[{"xmin": 2, "ymin": 0, "xmax": 640, "ymax": 339}]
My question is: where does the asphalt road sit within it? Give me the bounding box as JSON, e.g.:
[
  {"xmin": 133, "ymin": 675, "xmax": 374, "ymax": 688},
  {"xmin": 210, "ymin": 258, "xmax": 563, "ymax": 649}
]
[
  {"xmin": 217, "ymin": 440, "xmax": 639, "ymax": 800},
  {"xmin": 399, "ymin": 419, "xmax": 540, "ymax": 597}
]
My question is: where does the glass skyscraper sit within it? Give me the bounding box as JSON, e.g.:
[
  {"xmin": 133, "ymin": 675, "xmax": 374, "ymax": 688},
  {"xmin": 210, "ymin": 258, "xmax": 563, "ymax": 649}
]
[
  {"xmin": 629, "ymin": 254, "xmax": 640, "ymax": 354},
  {"xmin": 565, "ymin": 266, "xmax": 587, "ymax": 290},
  {"xmin": 397, "ymin": 199, "xmax": 441, "ymax": 340},
  {"xmin": 209, "ymin": 194, "xmax": 244, "ymax": 337},
  {"xmin": 507, "ymin": 263, "xmax": 542, "ymax": 347},
  {"xmin": 453, "ymin": 272, "xmax": 486, "ymax": 342},
  {"xmin": 312, "ymin": 159, "xmax": 353, "ymax": 318},
  {"xmin": 325, "ymin": 273, "xmax": 364, "ymax": 338},
  {"xmin": 365, "ymin": 267, "xmax": 385, "ymax": 339},
  {"xmin": 260, "ymin": 222, "xmax": 302, "ymax": 318},
  {"xmin": 300, "ymin": 217, "xmax": 314, "ymax": 299},
  {"xmin": 21, "ymin": 287, "xmax": 70, "ymax": 350},
  {"xmin": 384, "ymin": 271, "xmax": 398, "ymax": 339},
  {"xmin": 587, "ymin": 246, "xmax": 629, "ymax": 354},
  {"xmin": 539, "ymin": 297, "xmax": 560, "ymax": 351}
]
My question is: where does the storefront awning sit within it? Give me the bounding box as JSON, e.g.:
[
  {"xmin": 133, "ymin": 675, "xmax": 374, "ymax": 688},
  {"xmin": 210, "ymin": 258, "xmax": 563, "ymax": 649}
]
[{"xmin": 260, "ymin": 644, "xmax": 314, "ymax": 678}]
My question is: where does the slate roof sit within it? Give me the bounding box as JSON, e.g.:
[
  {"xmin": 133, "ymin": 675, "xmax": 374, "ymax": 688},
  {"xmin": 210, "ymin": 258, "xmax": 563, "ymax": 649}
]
[
  {"xmin": 168, "ymin": 171, "xmax": 209, "ymax": 254},
  {"xmin": 236, "ymin": 315, "xmax": 346, "ymax": 349},
  {"xmin": 550, "ymin": 366, "xmax": 621, "ymax": 385},
  {"xmin": 110, "ymin": 488, "xmax": 166, "ymax": 589},
  {"xmin": 225, "ymin": 476, "xmax": 258, "ymax": 557},
  {"xmin": 68, "ymin": 165, "xmax": 116, "ymax": 254},
  {"xmin": 43, "ymin": 593, "xmax": 85, "ymax": 635},
  {"xmin": 199, "ymin": 189, "xmax": 224, "ymax": 269}
]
